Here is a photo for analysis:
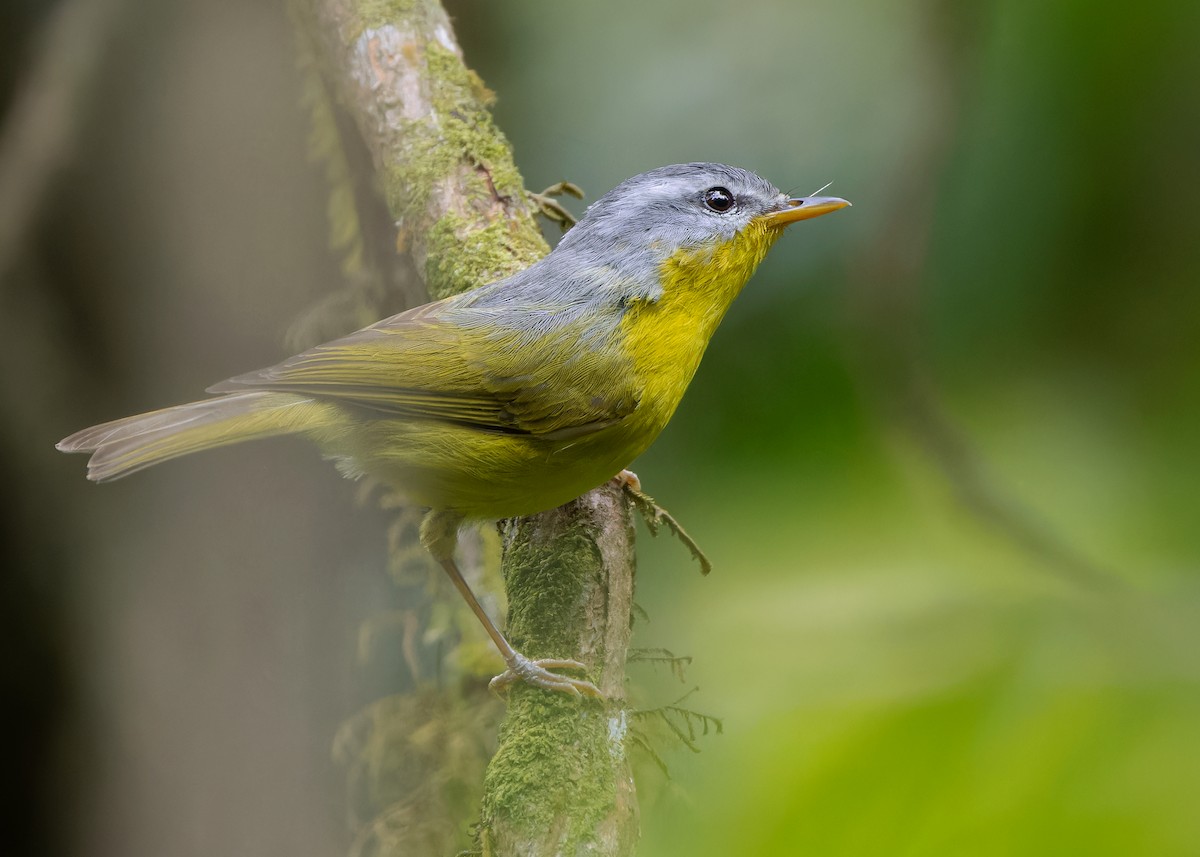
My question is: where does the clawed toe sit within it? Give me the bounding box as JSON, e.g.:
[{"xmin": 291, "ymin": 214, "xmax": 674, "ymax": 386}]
[
  {"xmin": 489, "ymin": 653, "xmax": 603, "ymax": 699},
  {"xmin": 613, "ymin": 469, "xmax": 641, "ymax": 492}
]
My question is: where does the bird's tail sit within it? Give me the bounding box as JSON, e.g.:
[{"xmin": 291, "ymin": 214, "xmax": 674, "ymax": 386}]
[{"xmin": 57, "ymin": 391, "xmax": 331, "ymax": 482}]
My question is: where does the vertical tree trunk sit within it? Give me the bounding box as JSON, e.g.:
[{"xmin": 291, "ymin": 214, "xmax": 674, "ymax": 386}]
[
  {"xmin": 484, "ymin": 484, "xmax": 639, "ymax": 856},
  {"xmin": 297, "ymin": 1, "xmax": 640, "ymax": 853}
]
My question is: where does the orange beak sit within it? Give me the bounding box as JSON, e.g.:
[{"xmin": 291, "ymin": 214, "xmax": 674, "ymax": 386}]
[{"xmin": 760, "ymin": 195, "xmax": 851, "ymax": 229}]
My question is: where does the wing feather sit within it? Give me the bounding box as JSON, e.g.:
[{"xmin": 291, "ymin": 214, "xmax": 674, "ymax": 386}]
[{"xmin": 208, "ymin": 298, "xmax": 640, "ymax": 437}]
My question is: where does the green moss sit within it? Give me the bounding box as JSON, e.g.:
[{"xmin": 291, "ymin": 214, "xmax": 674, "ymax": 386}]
[
  {"xmin": 374, "ymin": 40, "xmax": 547, "ymax": 297},
  {"xmin": 482, "ymin": 692, "xmax": 615, "ymax": 845},
  {"xmin": 501, "ymin": 525, "xmax": 599, "ymax": 656},
  {"xmin": 353, "ymin": 0, "xmax": 423, "ymax": 36},
  {"xmin": 377, "ymin": 41, "xmax": 520, "ymax": 219},
  {"xmin": 427, "ymin": 39, "xmax": 497, "ymax": 109},
  {"xmin": 422, "ymin": 41, "xmax": 525, "ymax": 198},
  {"xmin": 424, "ymin": 212, "xmax": 548, "ymax": 300},
  {"xmin": 477, "ymin": 506, "xmax": 624, "ymax": 850}
]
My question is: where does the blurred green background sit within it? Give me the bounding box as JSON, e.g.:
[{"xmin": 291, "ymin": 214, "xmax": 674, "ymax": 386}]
[{"xmin": 4, "ymin": 0, "xmax": 1199, "ymax": 855}]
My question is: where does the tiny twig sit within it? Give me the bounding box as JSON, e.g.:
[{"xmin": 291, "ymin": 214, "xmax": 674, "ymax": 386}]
[
  {"xmin": 623, "ymin": 483, "xmax": 713, "ymax": 575},
  {"xmin": 627, "ymin": 647, "xmax": 693, "ymax": 683},
  {"xmin": 630, "ymin": 688, "xmax": 724, "ymax": 755},
  {"xmin": 626, "ymin": 732, "xmax": 670, "ymax": 777}
]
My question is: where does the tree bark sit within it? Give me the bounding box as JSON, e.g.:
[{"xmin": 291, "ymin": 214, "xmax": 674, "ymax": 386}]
[
  {"xmin": 298, "ymin": 1, "xmax": 640, "ymax": 853},
  {"xmin": 484, "ymin": 484, "xmax": 639, "ymax": 856}
]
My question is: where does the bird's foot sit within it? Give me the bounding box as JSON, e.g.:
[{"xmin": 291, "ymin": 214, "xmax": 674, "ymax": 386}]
[
  {"xmin": 529, "ymin": 180, "xmax": 585, "ymax": 231},
  {"xmin": 612, "ymin": 468, "xmax": 641, "ymax": 492},
  {"xmin": 489, "ymin": 652, "xmax": 603, "ymax": 698}
]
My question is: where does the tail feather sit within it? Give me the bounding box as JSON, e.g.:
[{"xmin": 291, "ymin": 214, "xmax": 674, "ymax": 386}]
[{"xmin": 57, "ymin": 392, "xmax": 326, "ymax": 482}]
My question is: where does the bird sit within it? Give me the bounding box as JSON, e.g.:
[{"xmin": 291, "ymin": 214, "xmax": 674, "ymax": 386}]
[{"xmin": 58, "ymin": 162, "xmax": 850, "ymax": 697}]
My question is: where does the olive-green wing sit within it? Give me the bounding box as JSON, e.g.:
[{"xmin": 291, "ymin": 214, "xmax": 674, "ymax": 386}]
[{"xmin": 208, "ymin": 300, "xmax": 640, "ymax": 438}]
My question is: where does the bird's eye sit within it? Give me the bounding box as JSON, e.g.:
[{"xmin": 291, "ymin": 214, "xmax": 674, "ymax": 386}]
[{"xmin": 703, "ymin": 187, "xmax": 735, "ymax": 213}]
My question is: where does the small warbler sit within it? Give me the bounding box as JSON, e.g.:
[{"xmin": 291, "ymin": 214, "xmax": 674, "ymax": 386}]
[{"xmin": 58, "ymin": 163, "xmax": 849, "ymax": 697}]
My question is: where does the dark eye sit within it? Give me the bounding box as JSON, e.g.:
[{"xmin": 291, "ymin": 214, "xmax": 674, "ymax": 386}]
[{"xmin": 703, "ymin": 187, "xmax": 735, "ymax": 213}]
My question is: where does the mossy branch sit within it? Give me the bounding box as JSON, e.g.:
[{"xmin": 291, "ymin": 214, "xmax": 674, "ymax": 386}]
[
  {"xmin": 303, "ymin": 0, "xmax": 548, "ymax": 298},
  {"xmin": 297, "ymin": 1, "xmax": 640, "ymax": 854}
]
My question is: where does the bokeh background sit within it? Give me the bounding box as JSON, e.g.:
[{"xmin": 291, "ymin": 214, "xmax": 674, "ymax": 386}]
[{"xmin": 4, "ymin": 0, "xmax": 1199, "ymax": 855}]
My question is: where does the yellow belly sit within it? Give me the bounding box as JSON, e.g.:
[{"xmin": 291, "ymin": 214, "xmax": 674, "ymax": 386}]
[{"xmin": 333, "ymin": 410, "xmax": 661, "ymax": 518}]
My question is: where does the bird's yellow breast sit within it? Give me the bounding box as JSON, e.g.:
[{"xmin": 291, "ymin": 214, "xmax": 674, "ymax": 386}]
[{"xmin": 619, "ymin": 219, "xmax": 781, "ymax": 434}]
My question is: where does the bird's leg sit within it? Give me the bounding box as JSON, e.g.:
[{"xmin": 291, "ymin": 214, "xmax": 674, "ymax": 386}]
[
  {"xmin": 420, "ymin": 509, "xmax": 602, "ymax": 699},
  {"xmin": 437, "ymin": 556, "xmax": 602, "ymax": 698}
]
